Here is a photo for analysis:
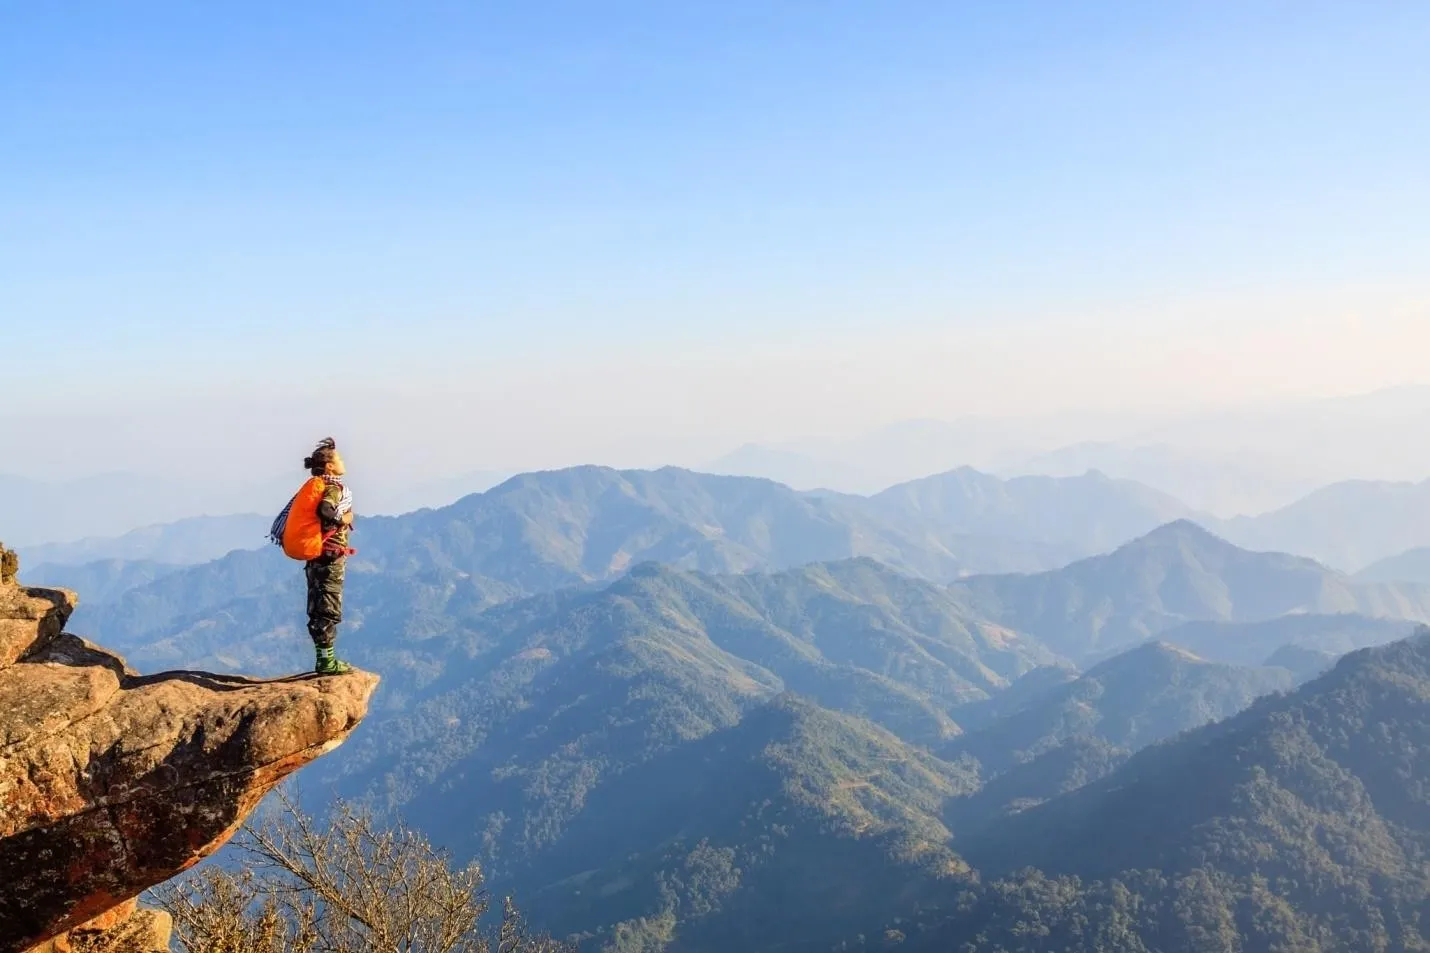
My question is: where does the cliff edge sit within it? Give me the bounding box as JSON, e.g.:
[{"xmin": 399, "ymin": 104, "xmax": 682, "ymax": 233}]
[{"xmin": 0, "ymin": 543, "xmax": 379, "ymax": 952}]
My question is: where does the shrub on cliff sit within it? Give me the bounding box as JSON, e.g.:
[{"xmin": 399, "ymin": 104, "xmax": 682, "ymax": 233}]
[
  {"xmin": 0, "ymin": 544, "xmax": 17, "ymax": 585},
  {"xmin": 157, "ymin": 793, "xmax": 571, "ymax": 953}
]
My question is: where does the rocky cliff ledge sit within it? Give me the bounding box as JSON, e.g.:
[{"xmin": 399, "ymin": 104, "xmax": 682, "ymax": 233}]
[{"xmin": 0, "ymin": 544, "xmax": 379, "ymax": 952}]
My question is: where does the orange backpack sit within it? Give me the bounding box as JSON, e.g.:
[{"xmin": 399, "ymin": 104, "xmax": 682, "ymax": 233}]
[{"xmin": 277, "ymin": 477, "xmax": 329, "ymax": 561}]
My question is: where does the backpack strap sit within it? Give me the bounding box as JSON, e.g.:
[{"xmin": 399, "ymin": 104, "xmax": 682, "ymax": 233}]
[{"xmin": 320, "ymin": 527, "xmax": 357, "ymax": 558}]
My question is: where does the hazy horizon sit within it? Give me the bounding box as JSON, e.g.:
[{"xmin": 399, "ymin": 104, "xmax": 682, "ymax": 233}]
[{"xmin": 7, "ymin": 379, "xmax": 1430, "ymax": 549}]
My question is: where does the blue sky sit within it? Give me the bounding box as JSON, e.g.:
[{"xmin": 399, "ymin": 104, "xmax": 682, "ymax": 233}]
[{"xmin": 3, "ymin": 2, "xmax": 1429, "ymax": 478}]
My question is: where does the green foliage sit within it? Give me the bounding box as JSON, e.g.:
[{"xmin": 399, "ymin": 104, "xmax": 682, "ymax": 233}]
[
  {"xmin": 895, "ymin": 631, "xmax": 1430, "ymax": 952},
  {"xmin": 943, "ymin": 736, "xmax": 1130, "ymax": 835},
  {"xmin": 312, "ymin": 560, "xmax": 1040, "ymax": 875},
  {"xmin": 942, "ymin": 641, "xmax": 1291, "ymax": 853},
  {"xmin": 945, "ymin": 641, "xmax": 1292, "ymax": 778},
  {"xmin": 532, "ymin": 697, "xmax": 974, "ymax": 952}
]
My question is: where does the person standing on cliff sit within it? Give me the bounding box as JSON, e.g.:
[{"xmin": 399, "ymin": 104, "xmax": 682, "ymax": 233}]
[{"xmin": 269, "ymin": 437, "xmax": 357, "ymax": 674}]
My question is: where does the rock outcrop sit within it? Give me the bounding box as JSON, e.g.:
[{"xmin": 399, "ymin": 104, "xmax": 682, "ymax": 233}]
[{"xmin": 0, "ymin": 544, "xmax": 379, "ymax": 952}]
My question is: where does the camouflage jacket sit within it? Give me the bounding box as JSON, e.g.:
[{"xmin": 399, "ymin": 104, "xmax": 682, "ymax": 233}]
[{"xmin": 316, "ymin": 478, "xmax": 353, "ymax": 549}]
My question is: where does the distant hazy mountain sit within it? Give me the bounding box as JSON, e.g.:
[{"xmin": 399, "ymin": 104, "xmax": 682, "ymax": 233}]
[
  {"xmin": 385, "ymin": 464, "xmax": 1185, "ymax": 582},
  {"xmin": 719, "ymin": 386, "xmax": 1430, "ymax": 522},
  {"xmin": 944, "ymin": 641, "xmax": 1292, "ymax": 777},
  {"xmin": 20, "ymin": 558, "xmax": 183, "ymax": 605},
  {"xmin": 1357, "ymin": 546, "xmax": 1430, "ymax": 584},
  {"xmin": 69, "ymin": 546, "xmax": 293, "ymax": 658},
  {"xmin": 1155, "ymin": 612, "xmax": 1419, "ymax": 668},
  {"xmin": 1001, "ymin": 441, "xmax": 1319, "ymax": 517},
  {"xmin": 1218, "ymin": 477, "xmax": 1430, "ymax": 571},
  {"xmin": 867, "ymin": 466, "xmax": 1199, "ymax": 561},
  {"xmin": 950, "ymin": 520, "xmax": 1430, "ymax": 661},
  {"xmin": 0, "ymin": 471, "xmax": 292, "ymax": 548},
  {"xmin": 1262, "ymin": 642, "xmax": 1343, "ymax": 682},
  {"xmin": 96, "ymin": 557, "xmax": 1055, "ymax": 737},
  {"xmin": 64, "ymin": 464, "xmax": 999, "ymax": 672},
  {"xmin": 69, "ymin": 466, "xmax": 971, "ymax": 651},
  {"xmin": 0, "ymin": 472, "xmax": 194, "ymax": 547},
  {"xmin": 150, "ymin": 463, "xmax": 1199, "ymax": 601},
  {"xmin": 18, "ymin": 513, "xmax": 269, "ymax": 567},
  {"xmin": 705, "ymin": 444, "xmax": 886, "ymax": 494},
  {"xmin": 705, "ymin": 413, "xmax": 1142, "ymax": 496},
  {"xmin": 367, "ymin": 465, "xmax": 974, "ymax": 587},
  {"xmin": 13, "ymin": 463, "xmax": 1231, "ymax": 589},
  {"xmin": 359, "ymin": 469, "xmax": 514, "ymax": 516}
]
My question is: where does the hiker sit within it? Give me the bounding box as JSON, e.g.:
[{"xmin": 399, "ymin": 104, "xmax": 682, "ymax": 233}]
[{"xmin": 269, "ymin": 437, "xmax": 357, "ymax": 674}]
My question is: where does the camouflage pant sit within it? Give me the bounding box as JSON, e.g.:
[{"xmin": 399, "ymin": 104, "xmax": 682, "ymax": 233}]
[{"xmin": 304, "ymin": 556, "xmax": 346, "ymax": 648}]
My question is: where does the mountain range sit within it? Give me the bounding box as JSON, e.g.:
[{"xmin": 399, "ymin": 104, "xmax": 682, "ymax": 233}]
[
  {"xmin": 862, "ymin": 466, "xmax": 1196, "ymax": 564},
  {"xmin": 20, "ymin": 558, "xmax": 183, "ymax": 605},
  {"xmin": 1217, "ymin": 476, "xmax": 1430, "ymax": 571},
  {"xmin": 710, "ymin": 387, "xmax": 1430, "ymax": 519},
  {"xmin": 288, "ymin": 554, "xmax": 1370, "ymax": 950},
  {"xmin": 56, "ymin": 491, "xmax": 1430, "ymax": 951},
  {"xmin": 1155, "ymin": 612, "xmax": 1421, "ymax": 669},
  {"xmin": 1357, "ymin": 545, "xmax": 1430, "ymax": 584},
  {"xmin": 37, "ymin": 464, "xmax": 1124, "ymax": 593},
  {"xmin": 18, "ymin": 513, "xmax": 268, "ymax": 567},
  {"xmin": 25, "ymin": 460, "xmax": 1430, "ymax": 587},
  {"xmin": 880, "ymin": 632, "xmax": 1430, "ymax": 952},
  {"xmin": 0, "ymin": 472, "xmax": 287, "ymax": 549},
  {"xmin": 1000, "ymin": 440, "xmax": 1321, "ymax": 517},
  {"xmin": 25, "ymin": 458, "xmax": 1430, "ymax": 951},
  {"xmin": 950, "ymin": 519, "xmax": 1430, "ymax": 662},
  {"xmin": 63, "ymin": 464, "xmax": 1215, "ymax": 669},
  {"xmin": 85, "ymin": 474, "xmax": 1430, "ymax": 685},
  {"xmin": 260, "ymin": 556, "xmax": 1056, "ymax": 842},
  {"xmin": 944, "ymin": 641, "xmax": 1292, "ymax": 777},
  {"xmin": 937, "ymin": 642, "xmax": 1294, "ymax": 836}
]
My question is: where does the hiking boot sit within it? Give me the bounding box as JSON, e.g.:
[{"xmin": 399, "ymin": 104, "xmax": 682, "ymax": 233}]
[{"xmin": 314, "ymin": 645, "xmax": 354, "ymax": 675}]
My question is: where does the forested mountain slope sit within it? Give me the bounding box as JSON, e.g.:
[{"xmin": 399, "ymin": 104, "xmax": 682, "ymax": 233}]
[
  {"xmin": 945, "ymin": 641, "xmax": 1291, "ymax": 775},
  {"xmin": 522, "ymin": 696, "xmax": 973, "ymax": 952},
  {"xmin": 893, "ymin": 630, "xmax": 1430, "ymax": 953}
]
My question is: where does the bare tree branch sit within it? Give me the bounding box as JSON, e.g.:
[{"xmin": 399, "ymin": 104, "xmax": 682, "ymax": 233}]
[{"xmin": 156, "ymin": 794, "xmax": 573, "ymax": 953}]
